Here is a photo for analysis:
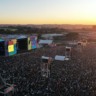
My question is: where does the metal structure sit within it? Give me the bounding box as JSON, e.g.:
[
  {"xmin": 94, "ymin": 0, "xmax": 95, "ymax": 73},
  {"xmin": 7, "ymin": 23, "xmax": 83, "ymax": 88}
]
[
  {"xmin": 77, "ymin": 41, "xmax": 83, "ymax": 52},
  {"xmin": 41, "ymin": 56, "xmax": 52, "ymax": 78},
  {"xmin": 0, "ymin": 75, "xmax": 15, "ymax": 96},
  {"xmin": 65, "ymin": 46, "xmax": 71, "ymax": 58}
]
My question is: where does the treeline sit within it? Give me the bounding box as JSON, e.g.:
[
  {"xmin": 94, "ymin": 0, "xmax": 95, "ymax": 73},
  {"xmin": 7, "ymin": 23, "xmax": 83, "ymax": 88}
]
[
  {"xmin": 65, "ymin": 32, "xmax": 79, "ymax": 40},
  {"xmin": 54, "ymin": 32, "xmax": 79, "ymax": 41},
  {"xmin": 0, "ymin": 26, "xmax": 68, "ymax": 35},
  {"xmin": 0, "ymin": 26, "xmax": 80, "ymax": 41}
]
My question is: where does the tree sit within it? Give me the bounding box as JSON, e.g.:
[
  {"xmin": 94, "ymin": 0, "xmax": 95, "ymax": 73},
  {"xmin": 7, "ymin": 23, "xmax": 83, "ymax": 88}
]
[{"xmin": 66, "ymin": 32, "xmax": 79, "ymax": 40}]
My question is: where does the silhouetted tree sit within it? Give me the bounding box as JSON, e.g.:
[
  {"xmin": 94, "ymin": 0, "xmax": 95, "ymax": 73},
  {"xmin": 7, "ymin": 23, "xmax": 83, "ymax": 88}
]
[{"xmin": 66, "ymin": 32, "xmax": 79, "ymax": 40}]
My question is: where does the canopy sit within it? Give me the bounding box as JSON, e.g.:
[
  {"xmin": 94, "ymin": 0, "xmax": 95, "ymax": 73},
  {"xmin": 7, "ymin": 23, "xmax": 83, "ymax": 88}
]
[
  {"xmin": 41, "ymin": 56, "xmax": 50, "ymax": 59},
  {"xmin": 55, "ymin": 55, "xmax": 65, "ymax": 61},
  {"xmin": 39, "ymin": 40, "xmax": 53, "ymax": 44},
  {"xmin": 65, "ymin": 57, "xmax": 70, "ymax": 61},
  {"xmin": 66, "ymin": 46, "xmax": 71, "ymax": 49}
]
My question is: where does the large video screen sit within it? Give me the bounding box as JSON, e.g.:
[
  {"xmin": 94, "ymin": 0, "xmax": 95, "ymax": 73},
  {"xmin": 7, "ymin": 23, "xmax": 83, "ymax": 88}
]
[
  {"xmin": 8, "ymin": 45, "xmax": 14, "ymax": 52},
  {"xmin": 17, "ymin": 38, "xmax": 28, "ymax": 51},
  {"xmin": 31, "ymin": 36, "xmax": 37, "ymax": 49},
  {"xmin": 0, "ymin": 41, "xmax": 5, "ymax": 56}
]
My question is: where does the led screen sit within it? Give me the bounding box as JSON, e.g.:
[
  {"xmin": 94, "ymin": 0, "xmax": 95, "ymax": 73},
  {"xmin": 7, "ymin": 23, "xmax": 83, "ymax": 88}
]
[
  {"xmin": 8, "ymin": 45, "xmax": 14, "ymax": 52},
  {"xmin": 0, "ymin": 41, "xmax": 5, "ymax": 56},
  {"xmin": 31, "ymin": 36, "xmax": 37, "ymax": 49},
  {"xmin": 17, "ymin": 38, "xmax": 28, "ymax": 52}
]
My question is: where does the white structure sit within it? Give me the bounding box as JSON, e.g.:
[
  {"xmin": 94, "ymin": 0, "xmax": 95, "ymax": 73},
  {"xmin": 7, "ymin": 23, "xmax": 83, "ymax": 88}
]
[
  {"xmin": 68, "ymin": 41, "xmax": 77, "ymax": 46},
  {"xmin": 55, "ymin": 55, "xmax": 70, "ymax": 61},
  {"xmin": 41, "ymin": 56, "xmax": 52, "ymax": 78},
  {"xmin": 41, "ymin": 56, "xmax": 50, "ymax": 60},
  {"xmin": 41, "ymin": 34, "xmax": 64, "ymax": 39},
  {"xmin": 55, "ymin": 55, "xmax": 65, "ymax": 61},
  {"xmin": 65, "ymin": 57, "xmax": 70, "ymax": 61},
  {"xmin": 39, "ymin": 40, "xmax": 53, "ymax": 45},
  {"xmin": 65, "ymin": 46, "xmax": 71, "ymax": 50}
]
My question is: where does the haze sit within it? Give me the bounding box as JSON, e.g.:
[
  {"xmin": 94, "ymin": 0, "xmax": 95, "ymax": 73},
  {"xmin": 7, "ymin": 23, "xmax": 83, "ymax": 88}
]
[{"xmin": 0, "ymin": 0, "xmax": 96, "ymax": 25}]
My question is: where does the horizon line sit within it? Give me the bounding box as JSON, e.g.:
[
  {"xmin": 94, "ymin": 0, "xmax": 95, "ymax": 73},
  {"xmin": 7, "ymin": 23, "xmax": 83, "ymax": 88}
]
[{"xmin": 0, "ymin": 24, "xmax": 96, "ymax": 26}]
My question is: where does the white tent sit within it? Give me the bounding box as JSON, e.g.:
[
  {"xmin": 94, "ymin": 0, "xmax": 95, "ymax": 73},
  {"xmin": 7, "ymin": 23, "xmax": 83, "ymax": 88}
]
[
  {"xmin": 68, "ymin": 41, "xmax": 77, "ymax": 45},
  {"xmin": 55, "ymin": 55, "xmax": 65, "ymax": 61},
  {"xmin": 39, "ymin": 40, "xmax": 53, "ymax": 45},
  {"xmin": 65, "ymin": 57, "xmax": 70, "ymax": 61},
  {"xmin": 66, "ymin": 46, "xmax": 71, "ymax": 49},
  {"xmin": 41, "ymin": 56, "xmax": 50, "ymax": 60}
]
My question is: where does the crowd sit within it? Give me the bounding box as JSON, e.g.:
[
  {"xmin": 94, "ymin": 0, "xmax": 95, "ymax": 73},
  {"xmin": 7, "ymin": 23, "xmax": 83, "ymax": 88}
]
[{"xmin": 0, "ymin": 43, "xmax": 96, "ymax": 96}]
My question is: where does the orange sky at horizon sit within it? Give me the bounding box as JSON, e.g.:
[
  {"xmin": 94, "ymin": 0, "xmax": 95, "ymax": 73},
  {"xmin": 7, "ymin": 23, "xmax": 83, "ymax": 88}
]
[{"xmin": 1, "ymin": 18, "xmax": 96, "ymax": 25}]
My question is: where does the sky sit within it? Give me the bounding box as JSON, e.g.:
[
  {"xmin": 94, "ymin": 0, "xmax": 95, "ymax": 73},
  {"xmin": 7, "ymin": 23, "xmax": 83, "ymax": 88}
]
[{"xmin": 0, "ymin": 0, "xmax": 96, "ymax": 25}]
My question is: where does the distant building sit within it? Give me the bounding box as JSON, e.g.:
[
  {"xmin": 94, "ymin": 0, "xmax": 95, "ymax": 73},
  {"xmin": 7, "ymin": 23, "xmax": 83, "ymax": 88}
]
[{"xmin": 39, "ymin": 40, "xmax": 53, "ymax": 47}]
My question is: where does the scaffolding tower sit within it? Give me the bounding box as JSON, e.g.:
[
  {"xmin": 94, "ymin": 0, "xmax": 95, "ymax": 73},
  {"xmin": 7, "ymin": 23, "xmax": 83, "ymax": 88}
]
[
  {"xmin": 0, "ymin": 75, "xmax": 15, "ymax": 96},
  {"xmin": 65, "ymin": 46, "xmax": 71, "ymax": 59},
  {"xmin": 41, "ymin": 56, "xmax": 52, "ymax": 78}
]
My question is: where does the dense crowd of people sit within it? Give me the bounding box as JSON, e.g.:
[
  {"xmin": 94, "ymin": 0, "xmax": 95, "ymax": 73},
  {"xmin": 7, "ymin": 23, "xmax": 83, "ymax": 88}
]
[{"xmin": 0, "ymin": 43, "xmax": 96, "ymax": 96}]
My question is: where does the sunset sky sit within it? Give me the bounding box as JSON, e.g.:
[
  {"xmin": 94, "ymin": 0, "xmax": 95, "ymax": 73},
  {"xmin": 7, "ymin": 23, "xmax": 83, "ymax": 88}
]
[{"xmin": 0, "ymin": 0, "xmax": 96, "ymax": 25}]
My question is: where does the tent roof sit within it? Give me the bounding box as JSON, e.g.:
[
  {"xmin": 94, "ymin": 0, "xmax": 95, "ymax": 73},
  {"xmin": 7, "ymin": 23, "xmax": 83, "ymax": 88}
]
[
  {"xmin": 55, "ymin": 55, "xmax": 70, "ymax": 61},
  {"xmin": 41, "ymin": 56, "xmax": 50, "ymax": 59},
  {"xmin": 55, "ymin": 55, "xmax": 65, "ymax": 61},
  {"xmin": 39, "ymin": 40, "xmax": 53, "ymax": 44},
  {"xmin": 66, "ymin": 46, "xmax": 71, "ymax": 49}
]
